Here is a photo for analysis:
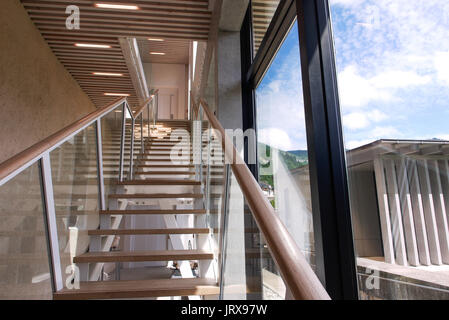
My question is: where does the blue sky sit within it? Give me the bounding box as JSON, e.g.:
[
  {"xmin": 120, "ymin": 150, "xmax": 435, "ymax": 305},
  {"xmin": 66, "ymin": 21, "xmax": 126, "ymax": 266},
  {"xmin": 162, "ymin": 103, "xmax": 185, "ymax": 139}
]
[
  {"xmin": 256, "ymin": 22, "xmax": 307, "ymax": 150},
  {"xmin": 256, "ymin": 0, "xmax": 449, "ymax": 151}
]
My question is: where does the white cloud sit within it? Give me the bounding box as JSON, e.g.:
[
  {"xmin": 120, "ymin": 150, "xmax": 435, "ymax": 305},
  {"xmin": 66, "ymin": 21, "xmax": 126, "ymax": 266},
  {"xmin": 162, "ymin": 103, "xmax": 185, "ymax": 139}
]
[
  {"xmin": 345, "ymin": 126, "xmax": 401, "ymax": 150},
  {"xmin": 267, "ymin": 80, "xmax": 282, "ymax": 93},
  {"xmin": 343, "ymin": 109, "xmax": 387, "ymax": 130},
  {"xmin": 345, "ymin": 139, "xmax": 375, "ymax": 150},
  {"xmin": 368, "ymin": 109, "xmax": 387, "ymax": 122},
  {"xmin": 258, "ymin": 128, "xmax": 293, "ymax": 151},
  {"xmin": 343, "ymin": 112, "xmax": 370, "ymax": 130},
  {"xmin": 338, "ymin": 65, "xmax": 430, "ymax": 108},
  {"xmin": 369, "ymin": 126, "xmax": 401, "ymax": 139},
  {"xmin": 330, "ymin": 0, "xmax": 362, "ymax": 5},
  {"xmin": 330, "ymin": 1, "xmax": 449, "ymax": 148},
  {"xmin": 337, "ymin": 66, "xmax": 389, "ymax": 108},
  {"xmin": 434, "ymin": 51, "xmax": 449, "ymax": 86},
  {"xmin": 256, "ymin": 37, "xmax": 308, "ymax": 151},
  {"xmin": 370, "ymin": 71, "xmax": 431, "ymax": 89},
  {"xmin": 259, "ymin": 2, "xmax": 449, "ymax": 151}
]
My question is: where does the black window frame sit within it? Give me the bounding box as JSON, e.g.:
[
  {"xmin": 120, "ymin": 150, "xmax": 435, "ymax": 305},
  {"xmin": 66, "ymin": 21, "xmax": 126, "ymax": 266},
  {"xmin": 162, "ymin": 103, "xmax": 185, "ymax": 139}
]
[{"xmin": 240, "ymin": 0, "xmax": 358, "ymax": 300}]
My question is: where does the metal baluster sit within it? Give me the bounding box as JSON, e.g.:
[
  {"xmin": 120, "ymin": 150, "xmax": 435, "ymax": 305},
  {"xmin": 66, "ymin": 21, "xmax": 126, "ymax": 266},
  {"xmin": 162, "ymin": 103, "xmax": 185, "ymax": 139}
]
[
  {"xmin": 147, "ymin": 100, "xmax": 153, "ymax": 142},
  {"xmin": 40, "ymin": 154, "xmax": 63, "ymax": 292},
  {"xmin": 218, "ymin": 164, "xmax": 231, "ymax": 300},
  {"xmin": 96, "ymin": 119, "xmax": 106, "ymax": 210},
  {"xmin": 155, "ymin": 93, "xmax": 159, "ymax": 124},
  {"xmin": 129, "ymin": 117, "xmax": 135, "ymax": 180},
  {"xmin": 140, "ymin": 114, "xmax": 144, "ymax": 154},
  {"xmin": 119, "ymin": 103, "xmax": 126, "ymax": 182}
]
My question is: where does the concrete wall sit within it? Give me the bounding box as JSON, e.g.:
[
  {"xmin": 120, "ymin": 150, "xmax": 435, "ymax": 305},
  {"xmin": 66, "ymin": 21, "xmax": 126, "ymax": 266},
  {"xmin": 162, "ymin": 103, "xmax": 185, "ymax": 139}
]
[
  {"xmin": 217, "ymin": 31, "xmax": 243, "ymax": 130},
  {"xmin": 0, "ymin": 0, "xmax": 96, "ymax": 164},
  {"xmin": 143, "ymin": 63, "xmax": 188, "ymax": 119},
  {"xmin": 348, "ymin": 163, "xmax": 383, "ymax": 257},
  {"xmin": 357, "ymin": 261, "xmax": 449, "ymax": 299}
]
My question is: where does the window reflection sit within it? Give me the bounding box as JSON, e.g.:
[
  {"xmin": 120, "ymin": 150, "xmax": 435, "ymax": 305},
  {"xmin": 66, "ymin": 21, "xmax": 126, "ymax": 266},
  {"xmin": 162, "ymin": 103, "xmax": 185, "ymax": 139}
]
[
  {"xmin": 255, "ymin": 21, "xmax": 316, "ymax": 299},
  {"xmin": 251, "ymin": 0, "xmax": 281, "ymax": 57}
]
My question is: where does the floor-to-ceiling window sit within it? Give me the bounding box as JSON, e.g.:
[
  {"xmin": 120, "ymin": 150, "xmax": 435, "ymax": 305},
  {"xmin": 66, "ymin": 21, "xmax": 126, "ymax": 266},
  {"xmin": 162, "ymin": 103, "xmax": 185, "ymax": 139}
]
[
  {"xmin": 330, "ymin": 0, "xmax": 449, "ymax": 299},
  {"xmin": 253, "ymin": 19, "xmax": 317, "ymax": 298}
]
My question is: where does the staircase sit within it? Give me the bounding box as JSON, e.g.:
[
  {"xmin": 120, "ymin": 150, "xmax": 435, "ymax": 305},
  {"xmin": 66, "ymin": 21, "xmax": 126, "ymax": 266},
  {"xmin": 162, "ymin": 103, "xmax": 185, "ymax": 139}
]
[
  {"xmin": 54, "ymin": 120, "xmax": 220, "ymax": 300},
  {"xmin": 0, "ymin": 97, "xmax": 330, "ymax": 300}
]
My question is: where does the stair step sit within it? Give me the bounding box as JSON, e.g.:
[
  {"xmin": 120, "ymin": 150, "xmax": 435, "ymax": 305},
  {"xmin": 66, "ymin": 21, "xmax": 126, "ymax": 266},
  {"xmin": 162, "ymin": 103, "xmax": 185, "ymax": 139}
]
[
  {"xmin": 139, "ymin": 158, "xmax": 191, "ymax": 162},
  {"xmin": 138, "ymin": 164, "xmax": 195, "ymax": 168},
  {"xmin": 108, "ymin": 193, "xmax": 202, "ymax": 199},
  {"xmin": 148, "ymin": 141, "xmax": 192, "ymax": 144},
  {"xmin": 148, "ymin": 148, "xmax": 193, "ymax": 151},
  {"xmin": 147, "ymin": 142, "xmax": 202, "ymax": 146},
  {"xmin": 134, "ymin": 171, "xmax": 196, "ymax": 175},
  {"xmin": 145, "ymin": 152, "xmax": 194, "ymax": 156},
  {"xmin": 88, "ymin": 228, "xmax": 209, "ymax": 236},
  {"xmin": 151, "ymin": 139, "xmax": 189, "ymax": 142},
  {"xmin": 73, "ymin": 249, "xmax": 214, "ymax": 263},
  {"xmin": 100, "ymin": 209, "xmax": 206, "ymax": 215},
  {"xmin": 117, "ymin": 179, "xmax": 200, "ymax": 186},
  {"xmin": 53, "ymin": 278, "xmax": 219, "ymax": 300}
]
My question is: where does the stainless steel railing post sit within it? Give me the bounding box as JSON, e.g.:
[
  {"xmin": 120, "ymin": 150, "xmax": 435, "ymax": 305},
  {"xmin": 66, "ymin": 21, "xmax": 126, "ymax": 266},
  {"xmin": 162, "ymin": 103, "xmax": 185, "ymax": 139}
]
[
  {"xmin": 95, "ymin": 119, "xmax": 106, "ymax": 210},
  {"xmin": 129, "ymin": 117, "xmax": 135, "ymax": 180},
  {"xmin": 218, "ymin": 164, "xmax": 231, "ymax": 300},
  {"xmin": 118, "ymin": 102, "xmax": 127, "ymax": 182}
]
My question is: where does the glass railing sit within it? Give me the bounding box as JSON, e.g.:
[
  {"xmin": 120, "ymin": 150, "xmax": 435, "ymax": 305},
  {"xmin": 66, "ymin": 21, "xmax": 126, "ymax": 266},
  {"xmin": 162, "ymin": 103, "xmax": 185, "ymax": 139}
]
[
  {"xmin": 100, "ymin": 106, "xmax": 124, "ymax": 197},
  {"xmin": 0, "ymin": 162, "xmax": 52, "ymax": 299},
  {"xmin": 50, "ymin": 124, "xmax": 100, "ymax": 287},
  {"xmin": 0, "ymin": 93, "xmax": 157, "ymax": 299},
  {"xmin": 191, "ymin": 98, "xmax": 329, "ymax": 300},
  {"xmin": 0, "ymin": 88, "xmax": 323, "ymax": 300},
  {"xmin": 220, "ymin": 167, "xmax": 287, "ymax": 299}
]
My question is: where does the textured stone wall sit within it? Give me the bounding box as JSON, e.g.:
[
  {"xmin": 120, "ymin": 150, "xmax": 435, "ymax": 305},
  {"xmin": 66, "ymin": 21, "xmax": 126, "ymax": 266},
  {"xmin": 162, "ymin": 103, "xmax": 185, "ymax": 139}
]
[{"xmin": 0, "ymin": 0, "xmax": 96, "ymax": 164}]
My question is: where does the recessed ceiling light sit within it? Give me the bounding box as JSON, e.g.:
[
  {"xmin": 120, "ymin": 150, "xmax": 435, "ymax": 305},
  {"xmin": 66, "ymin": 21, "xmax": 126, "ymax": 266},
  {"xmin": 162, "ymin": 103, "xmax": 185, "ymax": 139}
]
[
  {"xmin": 104, "ymin": 93, "xmax": 130, "ymax": 97},
  {"xmin": 93, "ymin": 72, "xmax": 123, "ymax": 77},
  {"xmin": 75, "ymin": 43, "xmax": 111, "ymax": 49},
  {"xmin": 148, "ymin": 38, "xmax": 164, "ymax": 42},
  {"xmin": 150, "ymin": 52, "xmax": 166, "ymax": 55},
  {"xmin": 95, "ymin": 3, "xmax": 139, "ymax": 10}
]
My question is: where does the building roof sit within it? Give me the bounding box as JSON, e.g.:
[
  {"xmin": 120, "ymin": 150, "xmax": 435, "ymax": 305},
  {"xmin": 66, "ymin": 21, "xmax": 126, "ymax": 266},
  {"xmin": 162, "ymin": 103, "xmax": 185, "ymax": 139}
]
[{"xmin": 347, "ymin": 139, "xmax": 449, "ymax": 167}]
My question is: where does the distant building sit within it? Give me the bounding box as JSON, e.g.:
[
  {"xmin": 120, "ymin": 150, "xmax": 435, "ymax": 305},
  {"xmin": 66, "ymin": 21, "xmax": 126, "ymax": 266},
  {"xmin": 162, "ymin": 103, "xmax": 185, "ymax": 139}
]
[{"xmin": 347, "ymin": 139, "xmax": 449, "ymax": 267}]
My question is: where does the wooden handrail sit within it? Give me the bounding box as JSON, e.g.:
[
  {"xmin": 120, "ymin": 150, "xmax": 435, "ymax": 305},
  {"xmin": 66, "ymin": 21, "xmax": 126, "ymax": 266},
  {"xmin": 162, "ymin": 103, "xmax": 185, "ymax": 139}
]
[
  {"xmin": 133, "ymin": 90, "xmax": 159, "ymax": 119},
  {"xmin": 199, "ymin": 98, "xmax": 330, "ymax": 300},
  {"xmin": 0, "ymin": 97, "xmax": 127, "ymax": 184}
]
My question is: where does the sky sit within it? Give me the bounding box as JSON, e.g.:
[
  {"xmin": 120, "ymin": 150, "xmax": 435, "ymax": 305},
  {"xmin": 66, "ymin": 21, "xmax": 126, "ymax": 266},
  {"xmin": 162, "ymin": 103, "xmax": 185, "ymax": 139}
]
[
  {"xmin": 256, "ymin": 22, "xmax": 307, "ymax": 150},
  {"xmin": 256, "ymin": 0, "xmax": 449, "ymax": 151}
]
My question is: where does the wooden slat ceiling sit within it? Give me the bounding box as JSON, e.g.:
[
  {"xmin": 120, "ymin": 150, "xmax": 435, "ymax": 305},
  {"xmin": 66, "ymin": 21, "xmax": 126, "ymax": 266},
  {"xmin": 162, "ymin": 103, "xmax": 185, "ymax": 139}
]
[
  {"xmin": 137, "ymin": 38, "xmax": 190, "ymax": 64},
  {"xmin": 252, "ymin": 0, "xmax": 279, "ymax": 56},
  {"xmin": 20, "ymin": 0, "xmax": 211, "ymax": 107}
]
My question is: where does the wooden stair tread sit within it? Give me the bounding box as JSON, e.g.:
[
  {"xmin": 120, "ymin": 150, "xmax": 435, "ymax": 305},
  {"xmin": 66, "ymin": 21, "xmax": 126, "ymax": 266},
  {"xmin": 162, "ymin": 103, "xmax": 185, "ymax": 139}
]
[
  {"xmin": 138, "ymin": 164, "xmax": 195, "ymax": 168},
  {"xmin": 88, "ymin": 228, "xmax": 209, "ymax": 235},
  {"xmin": 138, "ymin": 159, "xmax": 192, "ymax": 162},
  {"xmin": 147, "ymin": 143, "xmax": 201, "ymax": 146},
  {"xmin": 53, "ymin": 278, "xmax": 219, "ymax": 300},
  {"xmin": 145, "ymin": 151, "xmax": 194, "ymax": 154},
  {"xmin": 100, "ymin": 209, "xmax": 206, "ymax": 215},
  {"xmin": 108, "ymin": 193, "xmax": 202, "ymax": 199},
  {"xmin": 74, "ymin": 250, "xmax": 214, "ymax": 263},
  {"xmin": 117, "ymin": 179, "xmax": 200, "ymax": 185},
  {"xmin": 135, "ymin": 171, "xmax": 196, "ymax": 175},
  {"xmin": 148, "ymin": 148, "xmax": 193, "ymax": 151}
]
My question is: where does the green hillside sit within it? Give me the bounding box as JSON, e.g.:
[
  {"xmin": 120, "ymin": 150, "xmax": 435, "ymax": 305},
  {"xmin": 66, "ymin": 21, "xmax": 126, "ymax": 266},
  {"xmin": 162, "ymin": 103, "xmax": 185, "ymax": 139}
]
[{"xmin": 258, "ymin": 143, "xmax": 308, "ymax": 189}]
